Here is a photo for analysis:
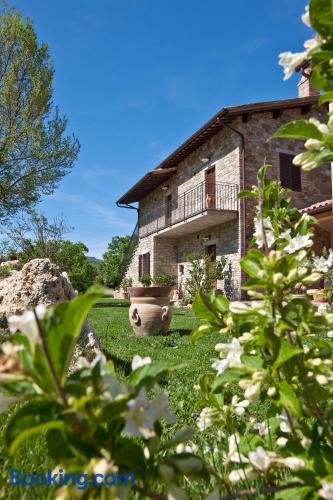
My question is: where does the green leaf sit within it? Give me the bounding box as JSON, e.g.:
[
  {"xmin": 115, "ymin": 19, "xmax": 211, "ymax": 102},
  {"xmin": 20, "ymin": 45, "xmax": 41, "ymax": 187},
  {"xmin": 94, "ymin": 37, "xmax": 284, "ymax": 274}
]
[
  {"xmin": 128, "ymin": 363, "xmax": 181, "ymax": 390},
  {"xmin": 273, "ymin": 338, "xmax": 303, "ymax": 370},
  {"xmin": 212, "ymin": 370, "xmax": 245, "ymax": 393},
  {"xmin": 241, "ymin": 355, "xmax": 263, "ymax": 370},
  {"xmin": 238, "ymin": 190, "xmax": 256, "ymax": 199},
  {"xmin": 310, "ymin": 0, "xmax": 333, "ymax": 38},
  {"xmin": 192, "ymin": 292, "xmax": 222, "ymax": 323},
  {"xmin": 270, "ymin": 120, "xmax": 323, "ymax": 141},
  {"xmin": 212, "ymin": 295, "xmax": 229, "ymax": 315},
  {"xmin": 319, "ymin": 91, "xmax": 333, "ymax": 104},
  {"xmin": 241, "ymin": 249, "xmax": 264, "ymax": 278},
  {"xmin": 278, "ymin": 380, "xmax": 301, "ymax": 417},
  {"xmin": 36, "ymin": 286, "xmax": 112, "ymax": 388},
  {"xmin": 5, "ymin": 400, "xmax": 64, "ymax": 454},
  {"xmin": 191, "ymin": 322, "xmax": 217, "ymax": 343}
]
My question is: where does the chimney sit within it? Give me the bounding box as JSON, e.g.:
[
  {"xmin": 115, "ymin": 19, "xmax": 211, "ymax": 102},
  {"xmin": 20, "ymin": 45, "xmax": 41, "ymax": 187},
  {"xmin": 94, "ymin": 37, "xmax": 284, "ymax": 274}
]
[{"xmin": 297, "ymin": 62, "xmax": 320, "ymax": 98}]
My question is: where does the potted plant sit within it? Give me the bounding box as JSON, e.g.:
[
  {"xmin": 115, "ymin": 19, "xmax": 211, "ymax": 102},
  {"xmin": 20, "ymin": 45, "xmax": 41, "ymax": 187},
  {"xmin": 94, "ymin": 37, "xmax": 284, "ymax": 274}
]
[
  {"xmin": 139, "ymin": 274, "xmax": 152, "ymax": 287},
  {"xmin": 128, "ymin": 274, "xmax": 173, "ymax": 336},
  {"xmin": 312, "ymin": 288, "xmax": 331, "ymax": 303}
]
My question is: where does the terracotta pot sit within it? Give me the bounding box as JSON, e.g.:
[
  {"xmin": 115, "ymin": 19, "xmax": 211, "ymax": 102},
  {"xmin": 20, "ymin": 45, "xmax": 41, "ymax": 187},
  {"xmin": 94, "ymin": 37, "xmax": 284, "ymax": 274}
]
[
  {"xmin": 129, "ymin": 296, "xmax": 172, "ymax": 336},
  {"xmin": 313, "ymin": 295, "xmax": 329, "ymax": 303},
  {"xmin": 128, "ymin": 286, "xmax": 171, "ymax": 298}
]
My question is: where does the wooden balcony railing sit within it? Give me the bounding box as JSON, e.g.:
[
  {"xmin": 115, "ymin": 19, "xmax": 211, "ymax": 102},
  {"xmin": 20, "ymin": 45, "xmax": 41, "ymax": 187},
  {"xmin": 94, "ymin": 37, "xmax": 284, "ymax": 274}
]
[{"xmin": 139, "ymin": 181, "xmax": 238, "ymax": 238}]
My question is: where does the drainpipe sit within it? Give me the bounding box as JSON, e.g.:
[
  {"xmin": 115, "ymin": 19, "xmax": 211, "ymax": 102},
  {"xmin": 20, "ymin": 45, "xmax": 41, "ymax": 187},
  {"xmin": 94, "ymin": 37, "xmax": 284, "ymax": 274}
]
[
  {"xmin": 116, "ymin": 202, "xmax": 139, "ymax": 212},
  {"xmin": 222, "ymin": 123, "xmax": 247, "ymax": 295}
]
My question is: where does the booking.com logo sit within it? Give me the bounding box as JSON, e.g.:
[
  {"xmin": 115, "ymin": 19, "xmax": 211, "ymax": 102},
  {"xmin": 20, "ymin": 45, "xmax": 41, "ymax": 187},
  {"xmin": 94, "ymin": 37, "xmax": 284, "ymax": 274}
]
[{"xmin": 9, "ymin": 469, "xmax": 135, "ymax": 491}]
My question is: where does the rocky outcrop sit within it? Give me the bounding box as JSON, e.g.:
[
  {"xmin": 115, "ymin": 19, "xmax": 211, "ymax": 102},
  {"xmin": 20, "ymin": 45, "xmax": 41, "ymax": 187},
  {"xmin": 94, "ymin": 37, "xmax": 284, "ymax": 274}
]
[{"xmin": 0, "ymin": 258, "xmax": 100, "ymax": 350}]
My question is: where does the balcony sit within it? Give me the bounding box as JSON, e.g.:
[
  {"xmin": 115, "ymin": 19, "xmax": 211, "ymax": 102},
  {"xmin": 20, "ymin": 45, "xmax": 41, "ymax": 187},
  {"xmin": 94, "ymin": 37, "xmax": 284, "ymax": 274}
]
[{"xmin": 139, "ymin": 181, "xmax": 238, "ymax": 238}]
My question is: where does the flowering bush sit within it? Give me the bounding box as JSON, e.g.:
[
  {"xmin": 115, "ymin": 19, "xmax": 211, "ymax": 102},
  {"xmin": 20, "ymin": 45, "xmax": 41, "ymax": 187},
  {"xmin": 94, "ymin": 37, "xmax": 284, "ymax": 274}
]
[
  {"xmin": 0, "ymin": 287, "xmax": 206, "ymax": 498},
  {"xmin": 191, "ymin": 166, "xmax": 333, "ymax": 498},
  {"xmin": 274, "ymin": 0, "xmax": 333, "ymax": 170}
]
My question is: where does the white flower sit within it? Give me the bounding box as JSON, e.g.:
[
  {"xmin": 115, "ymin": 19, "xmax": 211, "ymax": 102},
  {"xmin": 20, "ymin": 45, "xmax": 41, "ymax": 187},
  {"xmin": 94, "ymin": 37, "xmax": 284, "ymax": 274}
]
[
  {"xmin": 252, "ymin": 421, "xmax": 268, "ymax": 437},
  {"xmin": 149, "ymin": 391, "xmax": 176, "ymax": 424},
  {"xmin": 254, "ymin": 217, "xmax": 275, "ymax": 249},
  {"xmin": 131, "ymin": 354, "xmax": 152, "ymax": 371},
  {"xmin": 319, "ymin": 481, "xmax": 333, "ymax": 499},
  {"xmin": 278, "ymin": 410, "xmax": 298, "ymax": 433},
  {"xmin": 284, "ymin": 234, "xmax": 313, "ymax": 254},
  {"xmin": 305, "ymin": 138, "xmax": 323, "ymax": 151},
  {"xmin": 248, "ymin": 446, "xmax": 271, "ymax": 472},
  {"xmin": 176, "ymin": 442, "xmax": 198, "ymax": 454},
  {"xmin": 276, "ymin": 437, "xmax": 288, "ymax": 447},
  {"xmin": 301, "ymin": 5, "xmax": 311, "ymax": 27},
  {"xmin": 103, "ymin": 374, "xmax": 128, "ymax": 400},
  {"xmin": 314, "ymin": 251, "xmax": 333, "ymax": 273},
  {"xmin": 301, "ymin": 437, "xmax": 312, "ymax": 449},
  {"xmin": 212, "ymin": 338, "xmax": 243, "ymax": 374},
  {"xmin": 228, "ymin": 468, "xmax": 254, "ymax": 483},
  {"xmin": 197, "ymin": 407, "xmax": 215, "ymax": 432},
  {"xmin": 92, "ymin": 459, "xmax": 113, "ymax": 475},
  {"xmin": 211, "ymin": 358, "xmax": 229, "ymax": 375},
  {"xmin": 280, "ymin": 456, "xmax": 305, "ymax": 471},
  {"xmin": 1, "ymin": 342, "xmax": 23, "ymax": 356},
  {"xmin": 244, "ymin": 382, "xmax": 260, "ymax": 400},
  {"xmin": 267, "ymin": 386, "xmax": 276, "ymax": 397},
  {"xmin": 225, "ymin": 434, "xmax": 248, "ymax": 464},
  {"xmin": 8, "ymin": 305, "xmax": 47, "ymax": 349},
  {"xmin": 231, "ymin": 396, "xmax": 250, "ymax": 416},
  {"xmin": 316, "ymin": 374, "xmax": 328, "ymax": 385},
  {"xmin": 279, "ymin": 51, "xmax": 307, "ymax": 80},
  {"xmin": 0, "ymin": 392, "xmax": 19, "ymax": 413},
  {"xmin": 124, "ymin": 388, "xmax": 155, "ymax": 439}
]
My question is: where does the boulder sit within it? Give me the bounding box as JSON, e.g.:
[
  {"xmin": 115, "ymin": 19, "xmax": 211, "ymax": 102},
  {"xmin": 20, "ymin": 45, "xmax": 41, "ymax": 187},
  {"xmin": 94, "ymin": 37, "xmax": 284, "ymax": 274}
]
[{"xmin": 0, "ymin": 258, "xmax": 100, "ymax": 350}]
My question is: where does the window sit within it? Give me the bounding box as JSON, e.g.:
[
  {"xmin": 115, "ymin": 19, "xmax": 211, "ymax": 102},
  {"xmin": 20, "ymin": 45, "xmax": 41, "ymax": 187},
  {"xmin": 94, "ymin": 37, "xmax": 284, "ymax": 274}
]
[
  {"xmin": 279, "ymin": 153, "xmax": 301, "ymax": 191},
  {"xmin": 139, "ymin": 252, "xmax": 150, "ymax": 277}
]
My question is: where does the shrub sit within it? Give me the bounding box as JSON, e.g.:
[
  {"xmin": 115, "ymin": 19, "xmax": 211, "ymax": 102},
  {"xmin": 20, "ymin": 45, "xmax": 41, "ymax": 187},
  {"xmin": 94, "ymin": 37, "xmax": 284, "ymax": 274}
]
[
  {"xmin": 153, "ymin": 274, "xmax": 176, "ymax": 287},
  {"xmin": 139, "ymin": 274, "xmax": 152, "ymax": 287},
  {"xmin": 121, "ymin": 277, "xmax": 133, "ymax": 291},
  {"xmin": 184, "ymin": 252, "xmax": 214, "ymax": 302}
]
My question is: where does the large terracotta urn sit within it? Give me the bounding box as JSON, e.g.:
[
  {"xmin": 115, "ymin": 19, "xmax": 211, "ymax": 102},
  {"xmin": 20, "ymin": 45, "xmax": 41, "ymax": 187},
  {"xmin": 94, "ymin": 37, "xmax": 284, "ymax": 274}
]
[{"xmin": 128, "ymin": 286, "xmax": 172, "ymax": 336}]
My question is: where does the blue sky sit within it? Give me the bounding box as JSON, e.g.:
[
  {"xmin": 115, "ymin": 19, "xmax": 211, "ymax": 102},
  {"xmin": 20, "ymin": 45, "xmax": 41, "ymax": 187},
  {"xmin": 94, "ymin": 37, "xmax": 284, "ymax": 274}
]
[{"xmin": 11, "ymin": 0, "xmax": 308, "ymax": 258}]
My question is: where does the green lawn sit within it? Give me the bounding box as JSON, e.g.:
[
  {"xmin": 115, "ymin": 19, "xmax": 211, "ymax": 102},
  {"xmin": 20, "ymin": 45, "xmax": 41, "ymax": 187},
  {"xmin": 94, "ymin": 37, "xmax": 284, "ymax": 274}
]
[
  {"xmin": 0, "ymin": 298, "xmax": 223, "ymax": 498},
  {"xmin": 88, "ymin": 298, "xmax": 221, "ymax": 424}
]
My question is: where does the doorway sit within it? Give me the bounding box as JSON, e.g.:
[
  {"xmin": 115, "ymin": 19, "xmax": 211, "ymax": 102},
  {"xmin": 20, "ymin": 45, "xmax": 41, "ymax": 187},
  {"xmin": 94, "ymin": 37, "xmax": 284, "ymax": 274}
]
[
  {"xmin": 205, "ymin": 166, "xmax": 216, "ymax": 209},
  {"xmin": 165, "ymin": 194, "xmax": 172, "ymax": 226}
]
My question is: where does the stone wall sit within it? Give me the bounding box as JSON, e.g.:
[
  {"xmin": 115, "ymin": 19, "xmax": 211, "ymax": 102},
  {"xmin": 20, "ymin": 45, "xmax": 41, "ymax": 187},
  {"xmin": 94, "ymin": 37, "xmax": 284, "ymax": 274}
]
[
  {"xmin": 176, "ymin": 218, "xmax": 241, "ymax": 299},
  {"xmin": 126, "ymin": 102, "xmax": 332, "ymax": 296}
]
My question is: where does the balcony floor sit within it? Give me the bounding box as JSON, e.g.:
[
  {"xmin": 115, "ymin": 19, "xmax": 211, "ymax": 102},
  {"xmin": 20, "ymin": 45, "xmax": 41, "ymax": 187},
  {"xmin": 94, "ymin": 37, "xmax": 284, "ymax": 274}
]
[{"xmin": 154, "ymin": 209, "xmax": 238, "ymax": 238}]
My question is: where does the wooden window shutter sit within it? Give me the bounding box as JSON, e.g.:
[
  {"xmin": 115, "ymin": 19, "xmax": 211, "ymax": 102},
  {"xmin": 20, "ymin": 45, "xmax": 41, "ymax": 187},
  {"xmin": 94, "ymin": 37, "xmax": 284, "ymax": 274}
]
[
  {"xmin": 139, "ymin": 255, "xmax": 143, "ymax": 278},
  {"xmin": 147, "ymin": 252, "xmax": 150, "ymax": 275},
  {"xmin": 279, "ymin": 153, "xmax": 301, "ymax": 191},
  {"xmin": 139, "ymin": 252, "xmax": 151, "ymax": 277}
]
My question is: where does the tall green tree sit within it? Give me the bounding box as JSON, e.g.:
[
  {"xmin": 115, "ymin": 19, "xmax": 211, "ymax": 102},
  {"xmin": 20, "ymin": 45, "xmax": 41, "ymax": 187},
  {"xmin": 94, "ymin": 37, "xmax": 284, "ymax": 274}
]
[
  {"xmin": 101, "ymin": 235, "xmax": 130, "ymax": 288},
  {"xmin": 0, "ymin": 5, "xmax": 79, "ymax": 219}
]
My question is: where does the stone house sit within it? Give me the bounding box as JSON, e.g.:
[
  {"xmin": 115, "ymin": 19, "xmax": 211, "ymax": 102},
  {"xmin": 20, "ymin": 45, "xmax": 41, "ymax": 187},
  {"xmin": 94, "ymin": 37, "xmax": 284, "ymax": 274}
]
[{"xmin": 117, "ymin": 79, "xmax": 331, "ymax": 299}]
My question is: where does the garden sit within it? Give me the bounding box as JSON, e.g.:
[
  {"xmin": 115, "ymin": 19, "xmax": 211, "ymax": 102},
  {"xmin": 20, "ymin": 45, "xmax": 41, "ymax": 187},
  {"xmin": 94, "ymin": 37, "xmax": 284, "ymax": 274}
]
[{"xmin": 3, "ymin": 0, "xmax": 333, "ymax": 499}]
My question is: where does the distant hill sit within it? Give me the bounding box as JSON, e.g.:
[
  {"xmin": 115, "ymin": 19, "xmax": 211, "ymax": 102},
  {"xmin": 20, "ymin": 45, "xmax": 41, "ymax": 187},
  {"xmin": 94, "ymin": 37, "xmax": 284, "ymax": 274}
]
[{"xmin": 87, "ymin": 256, "xmax": 102, "ymax": 265}]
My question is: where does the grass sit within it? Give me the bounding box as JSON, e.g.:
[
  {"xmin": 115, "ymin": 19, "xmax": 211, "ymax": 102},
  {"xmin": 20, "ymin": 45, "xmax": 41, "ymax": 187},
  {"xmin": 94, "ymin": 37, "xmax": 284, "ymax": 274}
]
[
  {"xmin": 0, "ymin": 298, "xmax": 224, "ymax": 498},
  {"xmin": 88, "ymin": 298, "xmax": 221, "ymax": 424}
]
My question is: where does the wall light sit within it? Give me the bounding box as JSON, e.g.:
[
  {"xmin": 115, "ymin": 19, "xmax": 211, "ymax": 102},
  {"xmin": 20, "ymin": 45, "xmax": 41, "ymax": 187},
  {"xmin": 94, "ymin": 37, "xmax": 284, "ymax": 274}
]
[{"xmin": 161, "ymin": 185, "xmax": 169, "ymax": 191}]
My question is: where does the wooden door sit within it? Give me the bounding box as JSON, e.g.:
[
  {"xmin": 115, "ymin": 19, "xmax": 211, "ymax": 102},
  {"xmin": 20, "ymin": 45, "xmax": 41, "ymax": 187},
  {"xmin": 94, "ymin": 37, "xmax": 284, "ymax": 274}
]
[
  {"xmin": 206, "ymin": 244, "xmax": 217, "ymax": 289},
  {"xmin": 205, "ymin": 167, "xmax": 216, "ymax": 209},
  {"xmin": 165, "ymin": 194, "xmax": 172, "ymax": 226}
]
